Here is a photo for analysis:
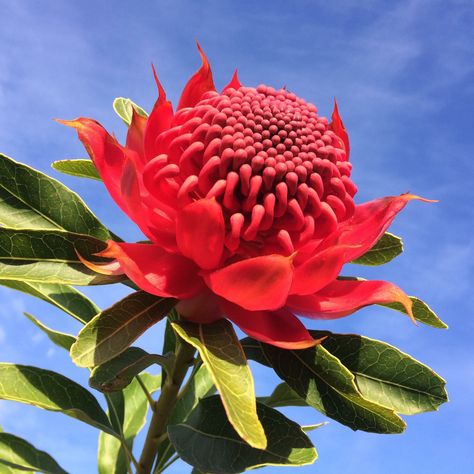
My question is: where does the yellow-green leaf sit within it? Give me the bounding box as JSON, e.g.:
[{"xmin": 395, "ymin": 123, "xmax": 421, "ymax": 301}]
[{"xmin": 172, "ymin": 320, "xmax": 267, "ymax": 449}]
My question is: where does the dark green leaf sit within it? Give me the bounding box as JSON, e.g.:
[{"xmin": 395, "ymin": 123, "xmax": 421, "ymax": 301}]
[
  {"xmin": 155, "ymin": 365, "xmax": 216, "ymax": 471},
  {"xmin": 0, "ymin": 432, "xmax": 68, "ymax": 474},
  {"xmin": 172, "ymin": 321, "xmax": 266, "ymax": 449},
  {"xmin": 168, "ymin": 396, "xmax": 317, "ymax": 474},
  {"xmin": 51, "ymin": 160, "xmax": 101, "ymax": 181},
  {"xmin": 351, "ymin": 232, "xmax": 403, "ymax": 266},
  {"xmin": 23, "ymin": 313, "xmax": 76, "ymax": 351},
  {"xmin": 112, "ymin": 98, "xmax": 148, "ymax": 126},
  {"xmin": 259, "ymin": 382, "xmax": 308, "ymax": 408},
  {"xmin": 0, "ymin": 153, "xmax": 110, "ymax": 240},
  {"xmin": 0, "ymin": 280, "xmax": 99, "ymax": 323},
  {"xmin": 0, "ymin": 228, "xmax": 124, "ymax": 285},
  {"xmin": 89, "ymin": 347, "xmax": 169, "ymax": 392},
  {"xmin": 0, "ymin": 364, "xmax": 116, "ymax": 437},
  {"xmin": 384, "ymin": 297, "xmax": 448, "ymax": 329},
  {"xmin": 255, "ymin": 341, "xmax": 406, "ymax": 433},
  {"xmin": 98, "ymin": 373, "xmax": 160, "ymax": 474},
  {"xmin": 71, "ymin": 292, "xmax": 176, "ymax": 367},
  {"xmin": 311, "ymin": 331, "xmax": 448, "ymax": 415}
]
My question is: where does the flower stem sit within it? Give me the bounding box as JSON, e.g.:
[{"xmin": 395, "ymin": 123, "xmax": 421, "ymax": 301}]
[{"xmin": 138, "ymin": 337, "xmax": 195, "ymax": 474}]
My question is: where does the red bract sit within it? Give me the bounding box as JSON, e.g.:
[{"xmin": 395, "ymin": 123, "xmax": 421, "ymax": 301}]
[{"xmin": 61, "ymin": 45, "xmax": 426, "ymax": 349}]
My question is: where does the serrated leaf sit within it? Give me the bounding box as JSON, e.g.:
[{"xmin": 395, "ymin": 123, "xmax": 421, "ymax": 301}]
[
  {"xmin": 384, "ymin": 297, "xmax": 448, "ymax": 329},
  {"xmin": 155, "ymin": 364, "xmax": 216, "ymax": 471},
  {"xmin": 71, "ymin": 292, "xmax": 175, "ymax": 368},
  {"xmin": 0, "ymin": 228, "xmax": 124, "ymax": 285},
  {"xmin": 112, "ymin": 98, "xmax": 148, "ymax": 126},
  {"xmin": 351, "ymin": 232, "xmax": 403, "ymax": 266},
  {"xmin": 311, "ymin": 331, "xmax": 448, "ymax": 415},
  {"xmin": 23, "ymin": 313, "xmax": 76, "ymax": 351},
  {"xmin": 0, "ymin": 153, "xmax": 110, "ymax": 240},
  {"xmin": 172, "ymin": 320, "xmax": 267, "ymax": 449},
  {"xmin": 98, "ymin": 373, "xmax": 160, "ymax": 474},
  {"xmin": 168, "ymin": 395, "xmax": 317, "ymax": 474},
  {"xmin": 259, "ymin": 382, "xmax": 308, "ymax": 408},
  {"xmin": 0, "ymin": 280, "xmax": 99, "ymax": 323},
  {"xmin": 51, "ymin": 160, "xmax": 101, "ymax": 181},
  {"xmin": 0, "ymin": 364, "xmax": 117, "ymax": 437},
  {"xmin": 250, "ymin": 340, "xmax": 406, "ymax": 433},
  {"xmin": 0, "ymin": 432, "xmax": 68, "ymax": 474},
  {"xmin": 89, "ymin": 347, "xmax": 169, "ymax": 392}
]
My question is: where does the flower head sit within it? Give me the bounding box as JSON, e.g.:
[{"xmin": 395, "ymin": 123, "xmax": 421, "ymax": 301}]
[{"xmin": 61, "ymin": 44, "xmax": 424, "ymax": 349}]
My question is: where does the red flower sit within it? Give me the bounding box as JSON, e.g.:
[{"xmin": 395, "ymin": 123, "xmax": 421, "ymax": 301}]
[{"xmin": 61, "ymin": 45, "xmax": 426, "ymax": 349}]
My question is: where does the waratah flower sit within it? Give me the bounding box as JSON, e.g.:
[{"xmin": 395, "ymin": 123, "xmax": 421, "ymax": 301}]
[{"xmin": 61, "ymin": 44, "xmax": 425, "ymax": 349}]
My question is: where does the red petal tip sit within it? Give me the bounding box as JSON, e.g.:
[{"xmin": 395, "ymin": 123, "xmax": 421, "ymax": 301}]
[
  {"xmin": 223, "ymin": 69, "xmax": 243, "ymax": 92},
  {"xmin": 76, "ymin": 248, "xmax": 123, "ymax": 276},
  {"xmin": 151, "ymin": 63, "xmax": 167, "ymax": 103}
]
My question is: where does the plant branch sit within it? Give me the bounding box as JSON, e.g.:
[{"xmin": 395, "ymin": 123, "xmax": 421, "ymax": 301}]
[{"xmin": 137, "ymin": 337, "xmax": 195, "ymax": 474}]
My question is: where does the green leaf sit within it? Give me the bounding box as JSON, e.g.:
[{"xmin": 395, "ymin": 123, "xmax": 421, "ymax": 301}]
[
  {"xmin": 89, "ymin": 347, "xmax": 169, "ymax": 392},
  {"xmin": 384, "ymin": 297, "xmax": 448, "ymax": 329},
  {"xmin": 0, "ymin": 153, "xmax": 110, "ymax": 240},
  {"xmin": 0, "ymin": 228, "xmax": 124, "ymax": 286},
  {"xmin": 51, "ymin": 160, "xmax": 101, "ymax": 181},
  {"xmin": 155, "ymin": 364, "xmax": 216, "ymax": 471},
  {"xmin": 172, "ymin": 320, "xmax": 267, "ymax": 449},
  {"xmin": 0, "ymin": 432, "xmax": 68, "ymax": 474},
  {"xmin": 351, "ymin": 232, "xmax": 403, "ymax": 266},
  {"xmin": 301, "ymin": 422, "xmax": 327, "ymax": 432},
  {"xmin": 252, "ymin": 340, "xmax": 406, "ymax": 433},
  {"xmin": 23, "ymin": 312, "xmax": 76, "ymax": 351},
  {"xmin": 0, "ymin": 464, "xmax": 33, "ymax": 473},
  {"xmin": 0, "ymin": 280, "xmax": 99, "ymax": 323},
  {"xmin": 168, "ymin": 396, "xmax": 317, "ymax": 474},
  {"xmin": 0, "ymin": 363, "xmax": 117, "ymax": 437},
  {"xmin": 98, "ymin": 373, "xmax": 160, "ymax": 474},
  {"xmin": 112, "ymin": 98, "xmax": 148, "ymax": 126},
  {"xmin": 71, "ymin": 292, "xmax": 176, "ymax": 368},
  {"xmin": 311, "ymin": 331, "xmax": 448, "ymax": 415},
  {"xmin": 259, "ymin": 382, "xmax": 308, "ymax": 408}
]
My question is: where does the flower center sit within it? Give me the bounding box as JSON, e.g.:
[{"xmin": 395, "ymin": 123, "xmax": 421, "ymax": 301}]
[{"xmin": 144, "ymin": 85, "xmax": 357, "ymax": 253}]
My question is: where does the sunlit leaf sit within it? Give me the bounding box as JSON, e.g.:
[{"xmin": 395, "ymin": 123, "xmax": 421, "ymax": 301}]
[
  {"xmin": 23, "ymin": 313, "xmax": 75, "ymax": 351},
  {"xmin": 351, "ymin": 232, "xmax": 403, "ymax": 266},
  {"xmin": 112, "ymin": 98, "xmax": 148, "ymax": 126},
  {"xmin": 52, "ymin": 159, "xmax": 101, "ymax": 181},
  {"xmin": 172, "ymin": 320, "xmax": 266, "ymax": 449}
]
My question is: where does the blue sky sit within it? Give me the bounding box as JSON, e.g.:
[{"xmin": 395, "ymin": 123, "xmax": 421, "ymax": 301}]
[{"xmin": 0, "ymin": 0, "xmax": 473, "ymax": 472}]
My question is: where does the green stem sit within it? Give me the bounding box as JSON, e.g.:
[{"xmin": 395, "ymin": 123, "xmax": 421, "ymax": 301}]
[
  {"xmin": 154, "ymin": 454, "xmax": 179, "ymax": 473},
  {"xmin": 137, "ymin": 338, "xmax": 195, "ymax": 474}
]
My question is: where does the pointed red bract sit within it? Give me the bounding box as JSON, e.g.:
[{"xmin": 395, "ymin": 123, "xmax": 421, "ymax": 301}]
[
  {"xmin": 287, "ymin": 279, "xmax": 413, "ymax": 320},
  {"xmin": 176, "ymin": 198, "xmax": 225, "ymax": 270},
  {"xmin": 330, "ymin": 99, "xmax": 350, "ymax": 159},
  {"xmin": 337, "ymin": 194, "xmax": 432, "ymax": 262},
  {"xmin": 205, "ymin": 255, "xmax": 294, "ymax": 311},
  {"xmin": 144, "ymin": 65, "xmax": 174, "ymax": 161},
  {"xmin": 126, "ymin": 109, "xmax": 147, "ymax": 163},
  {"xmin": 223, "ymin": 70, "xmax": 243, "ymax": 92},
  {"xmin": 177, "ymin": 43, "xmax": 216, "ymax": 110},
  {"xmin": 98, "ymin": 241, "xmax": 204, "ymax": 299},
  {"xmin": 220, "ymin": 299, "xmax": 318, "ymax": 349}
]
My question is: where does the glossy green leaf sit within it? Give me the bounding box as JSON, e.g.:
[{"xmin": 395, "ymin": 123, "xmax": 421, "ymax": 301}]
[
  {"xmin": 23, "ymin": 313, "xmax": 75, "ymax": 351},
  {"xmin": 51, "ymin": 160, "xmax": 101, "ymax": 181},
  {"xmin": 0, "ymin": 464, "xmax": 33, "ymax": 473},
  {"xmin": 0, "ymin": 364, "xmax": 117, "ymax": 437},
  {"xmin": 172, "ymin": 320, "xmax": 267, "ymax": 449},
  {"xmin": 168, "ymin": 396, "xmax": 317, "ymax": 474},
  {"xmin": 0, "ymin": 432, "xmax": 68, "ymax": 474},
  {"xmin": 0, "ymin": 153, "xmax": 110, "ymax": 240},
  {"xmin": 351, "ymin": 232, "xmax": 403, "ymax": 266},
  {"xmin": 89, "ymin": 347, "xmax": 169, "ymax": 392},
  {"xmin": 253, "ymin": 341, "xmax": 406, "ymax": 433},
  {"xmin": 71, "ymin": 292, "xmax": 176, "ymax": 368},
  {"xmin": 155, "ymin": 364, "xmax": 215, "ymax": 471},
  {"xmin": 384, "ymin": 297, "xmax": 448, "ymax": 329},
  {"xmin": 0, "ymin": 280, "xmax": 99, "ymax": 323},
  {"xmin": 259, "ymin": 382, "xmax": 308, "ymax": 408},
  {"xmin": 98, "ymin": 373, "xmax": 161, "ymax": 474},
  {"xmin": 112, "ymin": 98, "xmax": 148, "ymax": 126},
  {"xmin": 311, "ymin": 331, "xmax": 448, "ymax": 415},
  {"xmin": 0, "ymin": 228, "xmax": 124, "ymax": 285},
  {"xmin": 301, "ymin": 422, "xmax": 327, "ymax": 432}
]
